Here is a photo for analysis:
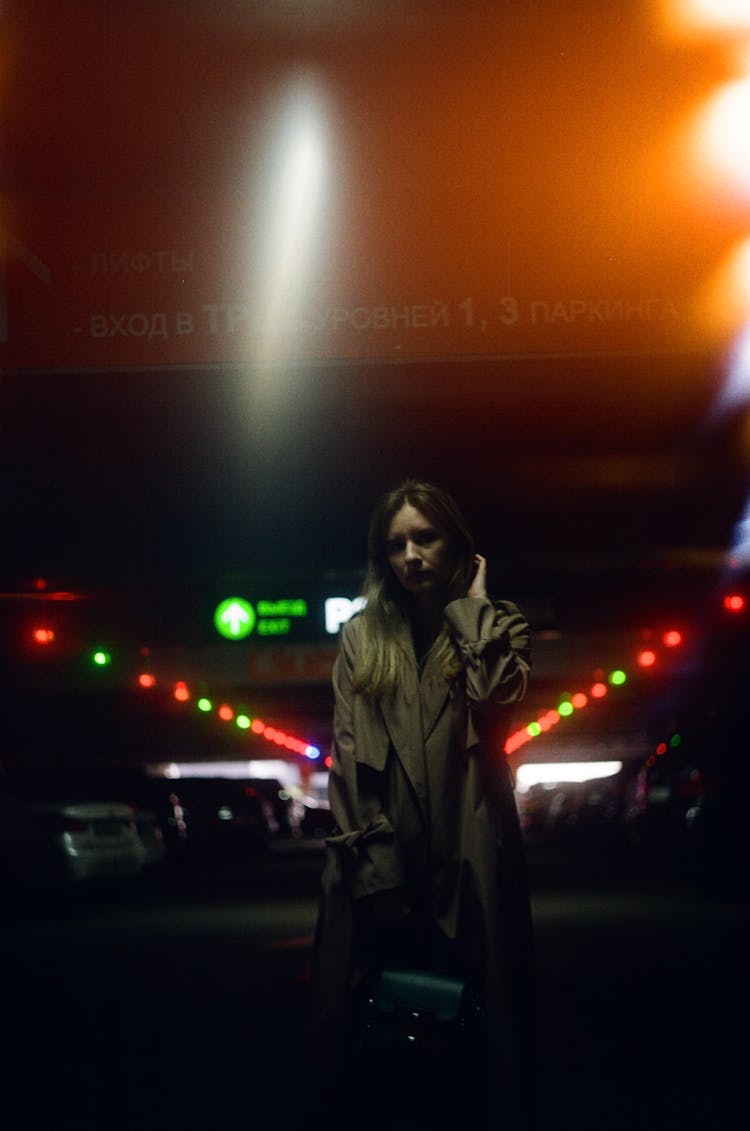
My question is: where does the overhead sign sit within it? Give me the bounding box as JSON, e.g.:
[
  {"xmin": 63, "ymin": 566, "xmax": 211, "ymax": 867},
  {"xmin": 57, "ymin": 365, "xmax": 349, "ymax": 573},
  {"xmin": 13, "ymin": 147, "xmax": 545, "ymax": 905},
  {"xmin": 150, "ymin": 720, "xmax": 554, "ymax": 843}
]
[
  {"xmin": 213, "ymin": 597, "xmax": 308, "ymax": 641},
  {"xmin": 2, "ymin": 3, "xmax": 743, "ymax": 374},
  {"xmin": 324, "ymin": 596, "xmax": 366, "ymax": 634}
]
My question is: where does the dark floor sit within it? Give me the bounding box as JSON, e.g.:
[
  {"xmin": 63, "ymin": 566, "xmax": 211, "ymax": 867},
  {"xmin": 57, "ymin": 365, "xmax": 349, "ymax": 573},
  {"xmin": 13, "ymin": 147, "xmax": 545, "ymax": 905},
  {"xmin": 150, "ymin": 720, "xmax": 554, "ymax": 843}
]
[{"xmin": 2, "ymin": 839, "xmax": 748, "ymax": 1130}]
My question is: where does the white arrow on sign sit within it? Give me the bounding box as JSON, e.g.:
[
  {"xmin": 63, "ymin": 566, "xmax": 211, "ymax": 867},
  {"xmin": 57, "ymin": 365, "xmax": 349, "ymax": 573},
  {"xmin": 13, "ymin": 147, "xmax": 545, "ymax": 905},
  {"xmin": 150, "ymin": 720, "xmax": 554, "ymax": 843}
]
[{"xmin": 220, "ymin": 601, "xmax": 251, "ymax": 635}]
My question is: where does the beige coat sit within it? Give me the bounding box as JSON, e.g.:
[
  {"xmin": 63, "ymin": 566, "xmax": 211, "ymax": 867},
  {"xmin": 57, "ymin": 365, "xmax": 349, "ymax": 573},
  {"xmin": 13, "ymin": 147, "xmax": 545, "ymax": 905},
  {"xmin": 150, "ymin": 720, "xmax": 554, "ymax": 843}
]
[{"xmin": 309, "ymin": 597, "xmax": 536, "ymax": 1128}]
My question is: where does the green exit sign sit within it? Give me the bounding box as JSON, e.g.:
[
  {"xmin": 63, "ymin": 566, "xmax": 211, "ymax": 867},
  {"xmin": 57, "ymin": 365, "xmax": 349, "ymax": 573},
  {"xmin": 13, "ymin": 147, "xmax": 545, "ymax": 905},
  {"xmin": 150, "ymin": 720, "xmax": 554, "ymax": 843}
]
[
  {"xmin": 214, "ymin": 597, "xmax": 256, "ymax": 640},
  {"xmin": 213, "ymin": 597, "xmax": 308, "ymax": 640}
]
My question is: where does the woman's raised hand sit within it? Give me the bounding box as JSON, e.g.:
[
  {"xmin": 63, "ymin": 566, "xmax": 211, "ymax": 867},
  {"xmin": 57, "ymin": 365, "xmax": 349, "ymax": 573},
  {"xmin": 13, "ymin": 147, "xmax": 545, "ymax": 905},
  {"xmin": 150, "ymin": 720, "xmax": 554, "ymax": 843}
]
[{"xmin": 467, "ymin": 554, "xmax": 487, "ymax": 599}]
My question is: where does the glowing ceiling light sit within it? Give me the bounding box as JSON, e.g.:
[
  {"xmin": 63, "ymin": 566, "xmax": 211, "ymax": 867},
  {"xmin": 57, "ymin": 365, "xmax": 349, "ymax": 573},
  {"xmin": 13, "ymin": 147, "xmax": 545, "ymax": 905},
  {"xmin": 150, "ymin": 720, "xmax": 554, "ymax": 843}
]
[
  {"xmin": 515, "ymin": 762, "xmax": 623, "ymax": 794},
  {"xmin": 671, "ymin": 0, "xmax": 750, "ymax": 32},
  {"xmin": 253, "ymin": 73, "xmax": 329, "ymax": 363},
  {"xmin": 692, "ymin": 77, "xmax": 750, "ymax": 203}
]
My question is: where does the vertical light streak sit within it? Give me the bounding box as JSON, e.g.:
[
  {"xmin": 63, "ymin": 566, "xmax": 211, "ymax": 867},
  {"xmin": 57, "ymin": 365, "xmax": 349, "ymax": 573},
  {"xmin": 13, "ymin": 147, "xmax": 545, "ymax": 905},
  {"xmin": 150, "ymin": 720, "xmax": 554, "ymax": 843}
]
[
  {"xmin": 726, "ymin": 495, "xmax": 750, "ymax": 568},
  {"xmin": 253, "ymin": 72, "xmax": 328, "ymax": 366},
  {"xmin": 714, "ymin": 317, "xmax": 750, "ymax": 418},
  {"xmin": 675, "ymin": 4, "xmax": 750, "ymax": 573},
  {"xmin": 701, "ymin": 62, "xmax": 750, "ymax": 446}
]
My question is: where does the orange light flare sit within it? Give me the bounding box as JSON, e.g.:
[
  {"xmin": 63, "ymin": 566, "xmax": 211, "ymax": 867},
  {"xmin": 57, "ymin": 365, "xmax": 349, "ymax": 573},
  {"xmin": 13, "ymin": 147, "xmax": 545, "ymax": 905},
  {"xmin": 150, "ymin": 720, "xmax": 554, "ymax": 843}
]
[
  {"xmin": 696, "ymin": 235, "xmax": 750, "ymax": 346},
  {"xmin": 636, "ymin": 6, "xmax": 750, "ymax": 350},
  {"xmin": 691, "ymin": 75, "xmax": 750, "ymax": 198},
  {"xmin": 654, "ymin": 97, "xmax": 750, "ymax": 349},
  {"xmin": 637, "ymin": 649, "xmax": 658, "ymax": 668},
  {"xmin": 661, "ymin": 0, "xmax": 750, "ymax": 41}
]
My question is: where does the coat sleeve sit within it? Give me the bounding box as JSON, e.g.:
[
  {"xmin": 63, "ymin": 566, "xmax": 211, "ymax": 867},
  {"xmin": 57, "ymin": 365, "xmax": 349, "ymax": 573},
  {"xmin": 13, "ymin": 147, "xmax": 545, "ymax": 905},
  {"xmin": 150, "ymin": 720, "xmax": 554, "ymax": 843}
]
[
  {"xmin": 443, "ymin": 597, "xmax": 531, "ymax": 712},
  {"xmin": 325, "ymin": 619, "xmax": 406, "ymax": 901}
]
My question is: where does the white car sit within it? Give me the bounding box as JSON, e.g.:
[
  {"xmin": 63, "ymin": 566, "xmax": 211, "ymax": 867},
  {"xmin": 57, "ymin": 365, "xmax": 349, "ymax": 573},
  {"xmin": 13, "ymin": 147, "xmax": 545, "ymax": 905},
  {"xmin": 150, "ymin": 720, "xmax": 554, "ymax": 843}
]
[{"xmin": 0, "ymin": 777, "xmax": 146, "ymax": 889}]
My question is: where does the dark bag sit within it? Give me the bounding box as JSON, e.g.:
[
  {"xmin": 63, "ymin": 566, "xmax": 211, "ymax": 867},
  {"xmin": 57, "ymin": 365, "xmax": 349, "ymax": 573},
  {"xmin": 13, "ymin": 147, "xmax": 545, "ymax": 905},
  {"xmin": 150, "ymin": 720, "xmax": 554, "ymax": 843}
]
[
  {"xmin": 361, "ymin": 968, "xmax": 476, "ymax": 1052},
  {"xmin": 355, "ymin": 968, "xmax": 488, "ymax": 1127},
  {"xmin": 359, "ymin": 966, "xmax": 487, "ymax": 1063}
]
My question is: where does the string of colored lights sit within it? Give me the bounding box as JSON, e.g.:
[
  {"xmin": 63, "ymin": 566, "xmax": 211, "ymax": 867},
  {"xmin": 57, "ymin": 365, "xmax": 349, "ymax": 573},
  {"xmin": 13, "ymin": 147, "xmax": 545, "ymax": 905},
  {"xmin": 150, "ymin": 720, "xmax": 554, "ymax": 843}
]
[
  {"xmin": 503, "ymin": 628, "xmax": 688, "ymax": 756},
  {"xmin": 504, "ymin": 673, "xmax": 620, "ymax": 756},
  {"xmin": 28, "ymin": 586, "xmax": 745, "ymax": 765},
  {"xmin": 138, "ymin": 674, "xmax": 322, "ymax": 761},
  {"xmin": 91, "ymin": 639, "xmax": 322, "ymax": 759}
]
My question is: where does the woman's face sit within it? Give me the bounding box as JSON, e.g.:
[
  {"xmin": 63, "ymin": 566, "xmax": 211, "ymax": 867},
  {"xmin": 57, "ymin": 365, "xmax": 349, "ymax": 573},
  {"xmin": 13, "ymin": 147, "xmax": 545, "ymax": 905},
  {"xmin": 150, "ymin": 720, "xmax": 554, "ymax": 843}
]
[{"xmin": 385, "ymin": 503, "xmax": 456, "ymax": 597}]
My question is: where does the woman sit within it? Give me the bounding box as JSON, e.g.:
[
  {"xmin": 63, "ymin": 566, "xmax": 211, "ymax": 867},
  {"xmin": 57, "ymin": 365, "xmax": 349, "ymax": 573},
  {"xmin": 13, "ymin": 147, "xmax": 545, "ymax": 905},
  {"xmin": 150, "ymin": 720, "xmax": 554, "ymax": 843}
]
[{"xmin": 308, "ymin": 480, "xmax": 536, "ymax": 1129}]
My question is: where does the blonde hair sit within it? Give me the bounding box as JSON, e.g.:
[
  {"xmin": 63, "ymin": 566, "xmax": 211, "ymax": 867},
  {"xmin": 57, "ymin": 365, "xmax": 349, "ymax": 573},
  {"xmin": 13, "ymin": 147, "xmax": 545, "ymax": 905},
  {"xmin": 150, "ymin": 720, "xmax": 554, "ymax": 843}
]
[{"xmin": 352, "ymin": 480, "xmax": 475, "ymax": 699}]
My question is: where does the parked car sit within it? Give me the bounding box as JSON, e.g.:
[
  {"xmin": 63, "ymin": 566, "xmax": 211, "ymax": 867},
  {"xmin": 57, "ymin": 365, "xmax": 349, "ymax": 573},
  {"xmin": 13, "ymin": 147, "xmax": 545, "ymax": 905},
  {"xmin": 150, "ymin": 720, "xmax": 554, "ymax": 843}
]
[
  {"xmin": 70, "ymin": 768, "xmax": 179, "ymax": 867},
  {"xmin": 24, "ymin": 766, "xmax": 272, "ymax": 864},
  {"xmin": 85, "ymin": 768, "xmax": 194, "ymax": 864},
  {"xmin": 4, "ymin": 765, "xmax": 174, "ymax": 868},
  {"xmin": 0, "ymin": 772, "xmax": 145, "ymax": 894}
]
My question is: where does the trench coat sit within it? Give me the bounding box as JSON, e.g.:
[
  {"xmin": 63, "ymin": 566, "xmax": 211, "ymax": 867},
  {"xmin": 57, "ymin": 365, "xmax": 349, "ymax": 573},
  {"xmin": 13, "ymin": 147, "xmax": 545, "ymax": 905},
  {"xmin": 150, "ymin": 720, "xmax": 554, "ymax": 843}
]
[{"xmin": 308, "ymin": 596, "xmax": 536, "ymax": 1129}]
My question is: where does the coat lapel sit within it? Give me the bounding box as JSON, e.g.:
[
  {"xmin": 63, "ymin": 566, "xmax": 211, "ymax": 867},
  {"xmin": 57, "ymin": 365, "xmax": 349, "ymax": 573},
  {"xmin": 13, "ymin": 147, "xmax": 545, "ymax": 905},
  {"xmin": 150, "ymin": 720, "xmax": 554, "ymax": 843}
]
[
  {"xmin": 420, "ymin": 662, "xmax": 452, "ymax": 742},
  {"xmin": 377, "ymin": 652, "xmax": 420, "ymax": 759},
  {"xmin": 376, "ymin": 651, "xmax": 452, "ymax": 770}
]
